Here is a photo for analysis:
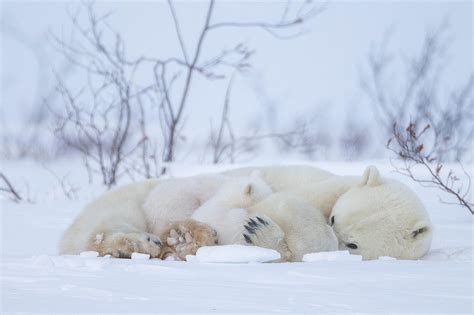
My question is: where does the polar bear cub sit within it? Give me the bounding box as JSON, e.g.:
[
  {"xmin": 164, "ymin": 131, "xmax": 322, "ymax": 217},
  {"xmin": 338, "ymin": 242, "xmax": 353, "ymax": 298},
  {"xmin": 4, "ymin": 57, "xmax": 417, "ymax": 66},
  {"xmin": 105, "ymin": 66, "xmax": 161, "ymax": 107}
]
[
  {"xmin": 59, "ymin": 174, "xmax": 272, "ymax": 259},
  {"xmin": 243, "ymin": 193, "xmax": 338, "ymax": 261},
  {"xmin": 188, "ymin": 192, "xmax": 338, "ymax": 262},
  {"xmin": 152, "ymin": 174, "xmax": 273, "ymax": 260},
  {"xmin": 143, "ymin": 174, "xmax": 272, "ymax": 237}
]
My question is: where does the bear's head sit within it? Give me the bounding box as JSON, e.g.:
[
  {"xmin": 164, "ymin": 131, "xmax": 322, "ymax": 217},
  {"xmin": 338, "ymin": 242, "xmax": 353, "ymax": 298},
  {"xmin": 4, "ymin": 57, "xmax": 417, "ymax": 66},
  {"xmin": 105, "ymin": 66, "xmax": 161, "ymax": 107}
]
[
  {"xmin": 211, "ymin": 175, "xmax": 273, "ymax": 209},
  {"xmin": 329, "ymin": 166, "xmax": 433, "ymax": 260}
]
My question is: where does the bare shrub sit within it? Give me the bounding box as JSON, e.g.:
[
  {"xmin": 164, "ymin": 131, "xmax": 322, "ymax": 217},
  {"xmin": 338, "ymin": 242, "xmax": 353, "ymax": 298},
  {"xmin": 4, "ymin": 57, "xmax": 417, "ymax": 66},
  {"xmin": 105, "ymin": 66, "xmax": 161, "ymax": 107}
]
[
  {"xmin": 388, "ymin": 122, "xmax": 473, "ymax": 215},
  {"xmin": 339, "ymin": 118, "xmax": 370, "ymax": 160},
  {"xmin": 50, "ymin": 4, "xmax": 161, "ymax": 187},
  {"xmin": 273, "ymin": 112, "xmax": 332, "ymax": 160},
  {"xmin": 0, "ymin": 172, "xmax": 23, "ymax": 203},
  {"xmin": 208, "ymin": 75, "xmax": 317, "ymax": 163},
  {"xmin": 362, "ymin": 23, "xmax": 473, "ymax": 162},
  {"xmin": 50, "ymin": 1, "xmax": 325, "ymax": 178},
  {"xmin": 158, "ymin": 0, "xmax": 325, "ymax": 171},
  {"xmin": 0, "ymin": 23, "xmax": 74, "ymax": 160}
]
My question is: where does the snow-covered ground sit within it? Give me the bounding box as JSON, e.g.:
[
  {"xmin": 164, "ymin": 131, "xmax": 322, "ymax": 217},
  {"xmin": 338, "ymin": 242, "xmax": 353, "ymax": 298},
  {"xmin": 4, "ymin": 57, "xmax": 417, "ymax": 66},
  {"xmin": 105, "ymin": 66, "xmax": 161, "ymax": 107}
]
[{"xmin": 1, "ymin": 160, "xmax": 473, "ymax": 313}]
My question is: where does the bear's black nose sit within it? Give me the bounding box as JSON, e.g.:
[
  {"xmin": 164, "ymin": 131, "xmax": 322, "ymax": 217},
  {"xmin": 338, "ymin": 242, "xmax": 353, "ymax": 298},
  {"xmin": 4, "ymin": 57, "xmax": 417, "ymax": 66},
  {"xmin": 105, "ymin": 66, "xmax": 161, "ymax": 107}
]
[{"xmin": 346, "ymin": 243, "xmax": 358, "ymax": 250}]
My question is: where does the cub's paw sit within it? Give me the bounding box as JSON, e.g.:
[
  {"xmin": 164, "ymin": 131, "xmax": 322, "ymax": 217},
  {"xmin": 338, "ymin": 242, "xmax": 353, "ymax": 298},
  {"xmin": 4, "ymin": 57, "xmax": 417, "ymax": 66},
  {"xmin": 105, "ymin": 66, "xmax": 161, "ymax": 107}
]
[
  {"xmin": 160, "ymin": 219, "xmax": 218, "ymax": 260},
  {"xmin": 97, "ymin": 232, "xmax": 162, "ymax": 258},
  {"xmin": 242, "ymin": 215, "xmax": 291, "ymax": 261}
]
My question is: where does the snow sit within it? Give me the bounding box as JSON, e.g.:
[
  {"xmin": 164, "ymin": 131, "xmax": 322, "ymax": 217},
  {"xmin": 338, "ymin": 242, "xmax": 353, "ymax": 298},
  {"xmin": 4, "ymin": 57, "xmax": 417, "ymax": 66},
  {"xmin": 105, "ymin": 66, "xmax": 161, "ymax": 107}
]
[
  {"xmin": 1, "ymin": 160, "xmax": 473, "ymax": 313},
  {"xmin": 189, "ymin": 245, "xmax": 281, "ymax": 263},
  {"xmin": 131, "ymin": 253, "xmax": 150, "ymax": 260},
  {"xmin": 302, "ymin": 250, "xmax": 362, "ymax": 262},
  {"xmin": 79, "ymin": 251, "xmax": 99, "ymax": 258}
]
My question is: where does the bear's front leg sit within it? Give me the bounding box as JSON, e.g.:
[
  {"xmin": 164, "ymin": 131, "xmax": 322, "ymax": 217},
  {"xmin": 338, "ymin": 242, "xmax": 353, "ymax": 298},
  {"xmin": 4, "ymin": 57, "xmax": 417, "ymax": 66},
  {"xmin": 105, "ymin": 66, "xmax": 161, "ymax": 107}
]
[
  {"xmin": 91, "ymin": 230, "xmax": 163, "ymax": 258},
  {"xmin": 241, "ymin": 215, "xmax": 292, "ymax": 262},
  {"xmin": 159, "ymin": 219, "xmax": 218, "ymax": 260}
]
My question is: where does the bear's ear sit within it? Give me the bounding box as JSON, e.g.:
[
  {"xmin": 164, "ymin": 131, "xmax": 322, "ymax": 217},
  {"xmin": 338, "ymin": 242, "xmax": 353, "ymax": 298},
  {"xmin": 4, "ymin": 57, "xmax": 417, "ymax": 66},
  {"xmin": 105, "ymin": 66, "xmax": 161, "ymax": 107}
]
[
  {"xmin": 244, "ymin": 184, "xmax": 253, "ymax": 196},
  {"xmin": 360, "ymin": 165, "xmax": 383, "ymax": 187},
  {"xmin": 409, "ymin": 221, "xmax": 431, "ymax": 239}
]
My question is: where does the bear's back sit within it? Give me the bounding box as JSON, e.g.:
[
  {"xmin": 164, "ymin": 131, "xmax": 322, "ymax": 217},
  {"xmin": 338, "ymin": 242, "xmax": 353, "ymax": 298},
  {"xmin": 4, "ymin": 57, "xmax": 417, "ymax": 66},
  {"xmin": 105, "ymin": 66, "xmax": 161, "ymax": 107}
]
[{"xmin": 224, "ymin": 165, "xmax": 334, "ymax": 192}]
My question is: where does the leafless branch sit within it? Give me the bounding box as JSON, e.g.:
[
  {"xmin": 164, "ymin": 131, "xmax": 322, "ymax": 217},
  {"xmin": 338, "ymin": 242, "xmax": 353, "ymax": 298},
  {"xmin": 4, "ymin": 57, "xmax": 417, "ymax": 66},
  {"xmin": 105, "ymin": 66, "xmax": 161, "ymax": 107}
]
[
  {"xmin": 50, "ymin": 4, "xmax": 162, "ymax": 188},
  {"xmin": 42, "ymin": 165, "xmax": 80, "ymax": 200},
  {"xmin": 51, "ymin": 0, "xmax": 323, "ymax": 177},
  {"xmin": 388, "ymin": 122, "xmax": 473, "ymax": 214},
  {"xmin": 0, "ymin": 172, "xmax": 23, "ymax": 203},
  {"xmin": 362, "ymin": 23, "xmax": 473, "ymax": 162},
  {"xmin": 158, "ymin": 0, "xmax": 323, "ymax": 171}
]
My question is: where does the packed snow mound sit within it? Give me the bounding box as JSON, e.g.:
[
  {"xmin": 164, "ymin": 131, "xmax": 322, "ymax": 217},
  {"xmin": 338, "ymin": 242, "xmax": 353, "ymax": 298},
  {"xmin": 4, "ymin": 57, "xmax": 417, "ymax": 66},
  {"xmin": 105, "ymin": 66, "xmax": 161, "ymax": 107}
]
[
  {"xmin": 302, "ymin": 250, "xmax": 363, "ymax": 262},
  {"xmin": 187, "ymin": 245, "xmax": 280, "ymax": 263}
]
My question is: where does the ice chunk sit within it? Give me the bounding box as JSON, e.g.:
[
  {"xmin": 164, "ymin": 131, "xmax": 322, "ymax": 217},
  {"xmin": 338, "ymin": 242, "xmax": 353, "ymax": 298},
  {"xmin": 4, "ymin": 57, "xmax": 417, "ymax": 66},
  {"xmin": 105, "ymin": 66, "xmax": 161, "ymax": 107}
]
[
  {"xmin": 302, "ymin": 250, "xmax": 362, "ymax": 262},
  {"xmin": 194, "ymin": 245, "xmax": 280, "ymax": 263},
  {"xmin": 131, "ymin": 252, "xmax": 150, "ymax": 260},
  {"xmin": 79, "ymin": 251, "xmax": 99, "ymax": 258}
]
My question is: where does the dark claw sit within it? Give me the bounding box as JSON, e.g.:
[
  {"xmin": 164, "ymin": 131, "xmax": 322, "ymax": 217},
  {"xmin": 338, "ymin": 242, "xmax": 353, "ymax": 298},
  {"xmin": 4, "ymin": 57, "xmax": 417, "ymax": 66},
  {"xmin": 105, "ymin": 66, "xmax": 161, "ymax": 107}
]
[
  {"xmin": 243, "ymin": 234, "xmax": 252, "ymax": 244},
  {"xmin": 256, "ymin": 217, "xmax": 268, "ymax": 226},
  {"xmin": 244, "ymin": 225, "xmax": 256, "ymax": 234},
  {"xmin": 248, "ymin": 218, "xmax": 258, "ymax": 227}
]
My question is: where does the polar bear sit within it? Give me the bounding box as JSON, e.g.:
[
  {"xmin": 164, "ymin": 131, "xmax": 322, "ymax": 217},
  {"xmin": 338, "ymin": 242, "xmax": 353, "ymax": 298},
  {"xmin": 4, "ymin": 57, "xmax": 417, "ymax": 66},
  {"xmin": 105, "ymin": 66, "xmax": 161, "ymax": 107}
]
[
  {"xmin": 59, "ymin": 174, "xmax": 272, "ymax": 258},
  {"xmin": 224, "ymin": 165, "xmax": 433, "ymax": 260},
  {"xmin": 142, "ymin": 174, "xmax": 272, "ymax": 237},
  {"xmin": 188, "ymin": 192, "xmax": 337, "ymax": 261},
  {"xmin": 59, "ymin": 179, "xmax": 162, "ymax": 258},
  {"xmin": 239, "ymin": 193, "xmax": 338, "ymax": 261}
]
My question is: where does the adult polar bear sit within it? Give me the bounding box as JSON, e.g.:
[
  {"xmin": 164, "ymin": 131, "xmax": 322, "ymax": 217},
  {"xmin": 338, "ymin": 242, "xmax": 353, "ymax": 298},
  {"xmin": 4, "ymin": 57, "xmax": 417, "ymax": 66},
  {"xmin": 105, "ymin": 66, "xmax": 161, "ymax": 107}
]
[
  {"xmin": 224, "ymin": 165, "xmax": 433, "ymax": 260},
  {"xmin": 59, "ymin": 165, "xmax": 433, "ymax": 261}
]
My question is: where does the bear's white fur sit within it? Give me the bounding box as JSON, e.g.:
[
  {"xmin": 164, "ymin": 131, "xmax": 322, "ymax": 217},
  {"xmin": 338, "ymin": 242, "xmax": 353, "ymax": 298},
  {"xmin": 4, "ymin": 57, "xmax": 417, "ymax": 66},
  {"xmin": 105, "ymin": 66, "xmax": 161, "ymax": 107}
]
[
  {"xmin": 59, "ymin": 179, "xmax": 160, "ymax": 257},
  {"xmin": 329, "ymin": 166, "xmax": 432, "ymax": 260},
  {"xmin": 142, "ymin": 174, "xmax": 272, "ymax": 237},
  {"xmin": 59, "ymin": 175, "xmax": 272, "ymax": 258},
  {"xmin": 60, "ymin": 164, "xmax": 432, "ymax": 261},
  {"xmin": 224, "ymin": 165, "xmax": 433, "ymax": 260},
  {"xmin": 191, "ymin": 192, "xmax": 337, "ymax": 261},
  {"xmin": 244, "ymin": 193, "xmax": 338, "ymax": 261}
]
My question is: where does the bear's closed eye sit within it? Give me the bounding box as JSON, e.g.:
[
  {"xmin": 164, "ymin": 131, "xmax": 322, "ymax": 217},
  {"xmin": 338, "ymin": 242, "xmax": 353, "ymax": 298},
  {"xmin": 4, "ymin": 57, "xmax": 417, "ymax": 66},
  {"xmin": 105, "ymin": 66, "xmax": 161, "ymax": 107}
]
[
  {"xmin": 330, "ymin": 216, "xmax": 335, "ymax": 226},
  {"xmin": 412, "ymin": 227, "xmax": 428, "ymax": 238}
]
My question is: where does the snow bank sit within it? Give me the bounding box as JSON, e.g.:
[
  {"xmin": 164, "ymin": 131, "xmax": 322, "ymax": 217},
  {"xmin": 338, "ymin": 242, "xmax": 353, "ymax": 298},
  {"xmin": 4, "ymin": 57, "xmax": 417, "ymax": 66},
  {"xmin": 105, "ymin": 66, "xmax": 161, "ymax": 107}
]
[
  {"xmin": 187, "ymin": 245, "xmax": 280, "ymax": 263},
  {"xmin": 303, "ymin": 250, "xmax": 363, "ymax": 262}
]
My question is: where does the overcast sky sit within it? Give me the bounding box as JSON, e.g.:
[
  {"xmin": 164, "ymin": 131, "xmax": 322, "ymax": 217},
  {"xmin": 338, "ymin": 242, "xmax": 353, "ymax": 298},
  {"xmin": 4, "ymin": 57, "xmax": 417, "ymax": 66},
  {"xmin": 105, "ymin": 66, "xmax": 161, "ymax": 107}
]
[{"xmin": 1, "ymin": 0, "xmax": 472, "ymax": 158}]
